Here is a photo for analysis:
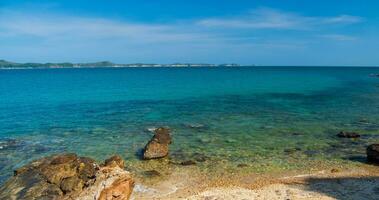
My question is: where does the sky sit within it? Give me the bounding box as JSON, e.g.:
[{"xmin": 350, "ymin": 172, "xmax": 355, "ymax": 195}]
[{"xmin": 0, "ymin": 0, "xmax": 378, "ymax": 66}]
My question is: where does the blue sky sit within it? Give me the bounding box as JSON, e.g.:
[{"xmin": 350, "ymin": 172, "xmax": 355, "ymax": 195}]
[{"xmin": 0, "ymin": 0, "xmax": 378, "ymax": 65}]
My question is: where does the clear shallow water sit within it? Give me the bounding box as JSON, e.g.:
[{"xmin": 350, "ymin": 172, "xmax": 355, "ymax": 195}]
[{"xmin": 1, "ymin": 67, "xmax": 379, "ymax": 184}]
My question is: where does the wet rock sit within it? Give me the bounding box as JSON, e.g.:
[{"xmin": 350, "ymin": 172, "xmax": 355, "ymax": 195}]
[
  {"xmin": 367, "ymin": 144, "xmax": 379, "ymax": 163},
  {"xmin": 237, "ymin": 163, "xmax": 248, "ymax": 168},
  {"xmin": 143, "ymin": 127, "xmax": 172, "ymax": 160},
  {"xmin": 337, "ymin": 131, "xmax": 360, "ymax": 138},
  {"xmin": 284, "ymin": 148, "xmax": 301, "ymax": 154},
  {"xmin": 193, "ymin": 153, "xmax": 209, "ymax": 162},
  {"xmin": 183, "ymin": 123, "xmax": 208, "ymax": 131},
  {"xmin": 180, "ymin": 160, "xmax": 197, "ymax": 166},
  {"xmin": 104, "ymin": 155, "xmax": 125, "ymax": 169},
  {"xmin": 142, "ymin": 170, "xmax": 161, "ymax": 177},
  {"xmin": 0, "ymin": 153, "xmax": 134, "ymax": 200}
]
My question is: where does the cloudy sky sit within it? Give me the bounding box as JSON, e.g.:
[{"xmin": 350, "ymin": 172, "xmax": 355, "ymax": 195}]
[{"xmin": 0, "ymin": 0, "xmax": 378, "ymax": 65}]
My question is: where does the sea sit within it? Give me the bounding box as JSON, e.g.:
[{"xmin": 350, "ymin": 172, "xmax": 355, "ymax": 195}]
[{"xmin": 1, "ymin": 67, "xmax": 379, "ymax": 184}]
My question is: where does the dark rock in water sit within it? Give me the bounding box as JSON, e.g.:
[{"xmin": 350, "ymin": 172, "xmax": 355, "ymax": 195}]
[
  {"xmin": 0, "ymin": 153, "xmax": 134, "ymax": 200},
  {"xmin": 142, "ymin": 170, "xmax": 161, "ymax": 177},
  {"xmin": 104, "ymin": 155, "xmax": 125, "ymax": 169},
  {"xmin": 192, "ymin": 153, "xmax": 209, "ymax": 162},
  {"xmin": 0, "ymin": 139, "xmax": 23, "ymax": 151},
  {"xmin": 180, "ymin": 160, "xmax": 197, "ymax": 166},
  {"xmin": 284, "ymin": 148, "xmax": 301, "ymax": 154},
  {"xmin": 184, "ymin": 123, "xmax": 208, "ymax": 130},
  {"xmin": 367, "ymin": 144, "xmax": 379, "ymax": 163},
  {"xmin": 337, "ymin": 131, "xmax": 360, "ymax": 138},
  {"xmin": 237, "ymin": 163, "xmax": 248, "ymax": 168},
  {"xmin": 143, "ymin": 127, "xmax": 172, "ymax": 160},
  {"xmin": 304, "ymin": 150, "xmax": 319, "ymax": 157}
]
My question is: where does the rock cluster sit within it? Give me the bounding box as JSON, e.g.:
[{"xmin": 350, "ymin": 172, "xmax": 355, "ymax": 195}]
[
  {"xmin": 367, "ymin": 144, "xmax": 379, "ymax": 163},
  {"xmin": 337, "ymin": 131, "xmax": 360, "ymax": 138},
  {"xmin": 0, "ymin": 153, "xmax": 134, "ymax": 200},
  {"xmin": 143, "ymin": 127, "xmax": 172, "ymax": 159}
]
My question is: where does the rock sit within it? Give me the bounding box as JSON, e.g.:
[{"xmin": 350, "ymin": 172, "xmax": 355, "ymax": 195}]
[
  {"xmin": 143, "ymin": 127, "xmax": 172, "ymax": 159},
  {"xmin": 98, "ymin": 176, "xmax": 134, "ymax": 200},
  {"xmin": 142, "ymin": 170, "xmax": 161, "ymax": 178},
  {"xmin": 193, "ymin": 153, "xmax": 209, "ymax": 162},
  {"xmin": 367, "ymin": 144, "xmax": 379, "ymax": 163},
  {"xmin": 104, "ymin": 155, "xmax": 125, "ymax": 169},
  {"xmin": 237, "ymin": 164, "xmax": 248, "ymax": 168},
  {"xmin": 0, "ymin": 153, "xmax": 134, "ymax": 200},
  {"xmin": 284, "ymin": 148, "xmax": 301, "ymax": 154},
  {"xmin": 337, "ymin": 131, "xmax": 360, "ymax": 138},
  {"xmin": 180, "ymin": 160, "xmax": 197, "ymax": 166},
  {"xmin": 60, "ymin": 176, "xmax": 84, "ymax": 193}
]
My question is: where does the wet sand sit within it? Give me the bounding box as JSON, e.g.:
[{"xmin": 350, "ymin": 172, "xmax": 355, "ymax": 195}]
[{"xmin": 130, "ymin": 163, "xmax": 379, "ymax": 200}]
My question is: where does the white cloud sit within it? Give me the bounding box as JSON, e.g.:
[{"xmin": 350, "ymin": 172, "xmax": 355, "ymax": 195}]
[
  {"xmin": 197, "ymin": 8, "xmax": 362, "ymax": 30},
  {"xmin": 0, "ymin": 10, "xmax": 206, "ymax": 43}
]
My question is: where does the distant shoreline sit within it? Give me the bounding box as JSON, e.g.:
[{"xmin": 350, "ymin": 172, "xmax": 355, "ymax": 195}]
[
  {"xmin": 0, "ymin": 59, "xmax": 243, "ymax": 69},
  {"xmin": 1, "ymin": 60, "xmax": 379, "ymax": 69}
]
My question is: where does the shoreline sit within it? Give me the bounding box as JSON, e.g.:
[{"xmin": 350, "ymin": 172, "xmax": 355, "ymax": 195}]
[{"xmin": 131, "ymin": 162, "xmax": 379, "ymax": 199}]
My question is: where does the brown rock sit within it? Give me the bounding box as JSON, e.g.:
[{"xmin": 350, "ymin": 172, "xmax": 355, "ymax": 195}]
[
  {"xmin": 143, "ymin": 127, "xmax": 172, "ymax": 159},
  {"xmin": 337, "ymin": 131, "xmax": 360, "ymax": 138},
  {"xmin": 40, "ymin": 161, "xmax": 78, "ymax": 185},
  {"xmin": 367, "ymin": 144, "xmax": 379, "ymax": 163},
  {"xmin": 60, "ymin": 176, "xmax": 84, "ymax": 193},
  {"xmin": 180, "ymin": 160, "xmax": 196, "ymax": 166},
  {"xmin": 237, "ymin": 164, "xmax": 248, "ymax": 168},
  {"xmin": 77, "ymin": 157, "xmax": 98, "ymax": 182},
  {"xmin": 98, "ymin": 177, "xmax": 134, "ymax": 200},
  {"xmin": 0, "ymin": 153, "xmax": 134, "ymax": 200},
  {"xmin": 154, "ymin": 127, "xmax": 172, "ymax": 144},
  {"xmin": 50, "ymin": 153, "xmax": 77, "ymax": 165},
  {"xmin": 104, "ymin": 155, "xmax": 125, "ymax": 169}
]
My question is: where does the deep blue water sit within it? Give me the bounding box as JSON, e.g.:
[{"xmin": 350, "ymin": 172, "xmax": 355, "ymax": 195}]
[{"xmin": 1, "ymin": 67, "xmax": 379, "ymax": 184}]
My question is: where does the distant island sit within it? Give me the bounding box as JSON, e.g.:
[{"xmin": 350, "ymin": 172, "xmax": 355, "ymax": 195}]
[{"xmin": 0, "ymin": 60, "xmax": 241, "ymax": 69}]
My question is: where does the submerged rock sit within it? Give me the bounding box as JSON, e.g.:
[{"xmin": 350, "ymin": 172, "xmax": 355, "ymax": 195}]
[
  {"xmin": 237, "ymin": 163, "xmax": 248, "ymax": 168},
  {"xmin": 180, "ymin": 160, "xmax": 197, "ymax": 166},
  {"xmin": 0, "ymin": 153, "xmax": 134, "ymax": 200},
  {"xmin": 142, "ymin": 170, "xmax": 161, "ymax": 177},
  {"xmin": 143, "ymin": 127, "xmax": 172, "ymax": 160},
  {"xmin": 367, "ymin": 144, "xmax": 379, "ymax": 163},
  {"xmin": 337, "ymin": 131, "xmax": 360, "ymax": 138}
]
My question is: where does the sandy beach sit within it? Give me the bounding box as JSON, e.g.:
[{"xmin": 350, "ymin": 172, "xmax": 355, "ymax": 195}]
[{"xmin": 131, "ymin": 164, "xmax": 379, "ymax": 200}]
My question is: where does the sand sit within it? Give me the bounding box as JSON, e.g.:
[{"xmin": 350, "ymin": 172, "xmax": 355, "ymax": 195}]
[{"xmin": 130, "ymin": 165, "xmax": 379, "ymax": 200}]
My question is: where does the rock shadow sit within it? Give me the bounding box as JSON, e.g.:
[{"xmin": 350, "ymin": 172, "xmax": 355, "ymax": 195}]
[{"xmin": 301, "ymin": 176, "xmax": 379, "ymax": 200}]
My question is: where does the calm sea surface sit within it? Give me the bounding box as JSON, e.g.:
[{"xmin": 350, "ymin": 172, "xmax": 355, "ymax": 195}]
[{"xmin": 1, "ymin": 67, "xmax": 379, "ymax": 183}]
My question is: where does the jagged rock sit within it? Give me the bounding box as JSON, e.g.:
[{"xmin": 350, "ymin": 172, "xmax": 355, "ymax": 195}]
[
  {"xmin": 104, "ymin": 155, "xmax": 125, "ymax": 169},
  {"xmin": 98, "ymin": 176, "xmax": 134, "ymax": 200},
  {"xmin": 0, "ymin": 153, "xmax": 134, "ymax": 200},
  {"xmin": 143, "ymin": 127, "xmax": 172, "ymax": 159},
  {"xmin": 367, "ymin": 144, "xmax": 379, "ymax": 163},
  {"xmin": 337, "ymin": 131, "xmax": 360, "ymax": 138}
]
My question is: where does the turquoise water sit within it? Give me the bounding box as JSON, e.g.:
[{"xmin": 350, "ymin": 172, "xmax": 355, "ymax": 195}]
[{"xmin": 1, "ymin": 67, "xmax": 379, "ymax": 183}]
